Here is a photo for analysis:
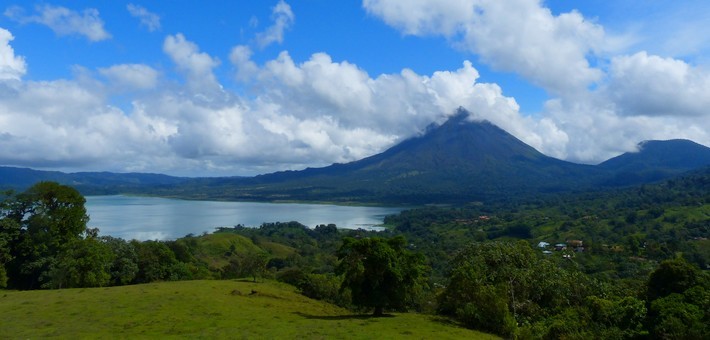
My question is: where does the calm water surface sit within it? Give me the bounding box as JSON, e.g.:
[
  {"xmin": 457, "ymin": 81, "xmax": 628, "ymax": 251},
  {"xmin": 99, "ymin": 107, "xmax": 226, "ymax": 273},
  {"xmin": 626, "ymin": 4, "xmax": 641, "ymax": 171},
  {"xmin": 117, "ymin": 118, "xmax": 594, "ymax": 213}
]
[{"xmin": 85, "ymin": 195, "xmax": 406, "ymax": 241}]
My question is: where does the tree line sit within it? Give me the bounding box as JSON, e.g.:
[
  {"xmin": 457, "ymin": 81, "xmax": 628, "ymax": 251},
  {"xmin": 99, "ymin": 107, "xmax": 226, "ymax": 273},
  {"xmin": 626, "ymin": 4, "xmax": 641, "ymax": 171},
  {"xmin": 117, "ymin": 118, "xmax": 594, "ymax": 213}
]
[{"xmin": 1, "ymin": 179, "xmax": 709, "ymax": 338}]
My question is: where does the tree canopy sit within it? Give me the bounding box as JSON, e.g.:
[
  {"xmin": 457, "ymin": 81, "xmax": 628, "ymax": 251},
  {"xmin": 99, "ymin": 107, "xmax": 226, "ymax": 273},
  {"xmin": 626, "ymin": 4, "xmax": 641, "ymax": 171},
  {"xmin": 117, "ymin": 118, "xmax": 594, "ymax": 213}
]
[
  {"xmin": 1, "ymin": 182, "xmax": 90, "ymax": 289},
  {"xmin": 0, "ymin": 182, "xmax": 126, "ymax": 290},
  {"xmin": 336, "ymin": 236, "xmax": 427, "ymax": 316}
]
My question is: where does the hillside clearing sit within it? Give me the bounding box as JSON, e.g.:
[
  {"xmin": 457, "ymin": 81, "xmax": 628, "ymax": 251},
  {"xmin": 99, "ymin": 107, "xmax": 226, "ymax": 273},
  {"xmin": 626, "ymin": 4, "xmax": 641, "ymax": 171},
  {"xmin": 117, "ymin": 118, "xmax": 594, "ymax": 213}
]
[{"xmin": 0, "ymin": 280, "xmax": 496, "ymax": 339}]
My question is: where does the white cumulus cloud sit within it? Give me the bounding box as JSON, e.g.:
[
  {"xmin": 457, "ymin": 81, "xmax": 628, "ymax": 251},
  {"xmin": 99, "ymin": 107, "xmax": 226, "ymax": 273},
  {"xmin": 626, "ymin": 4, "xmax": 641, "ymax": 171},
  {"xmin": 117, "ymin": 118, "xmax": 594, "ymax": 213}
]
[
  {"xmin": 363, "ymin": 0, "xmax": 710, "ymax": 163},
  {"xmin": 4, "ymin": 4, "xmax": 111, "ymax": 42},
  {"xmin": 127, "ymin": 4, "xmax": 161, "ymax": 32},
  {"xmin": 256, "ymin": 0, "xmax": 294, "ymax": 49},
  {"xmin": 163, "ymin": 34, "xmax": 221, "ymax": 92},
  {"xmin": 363, "ymin": 0, "xmax": 606, "ymax": 95},
  {"xmin": 0, "ymin": 2, "xmax": 708, "ymax": 176},
  {"xmin": 605, "ymin": 52, "xmax": 710, "ymax": 117},
  {"xmin": 0, "ymin": 28, "xmax": 26, "ymax": 80}
]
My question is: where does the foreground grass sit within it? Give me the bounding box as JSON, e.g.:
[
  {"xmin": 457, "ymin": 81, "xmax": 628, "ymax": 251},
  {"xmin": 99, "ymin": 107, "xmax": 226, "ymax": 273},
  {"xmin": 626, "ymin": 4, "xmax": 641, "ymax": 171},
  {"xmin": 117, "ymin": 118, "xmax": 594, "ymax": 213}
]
[{"xmin": 0, "ymin": 280, "xmax": 496, "ymax": 339}]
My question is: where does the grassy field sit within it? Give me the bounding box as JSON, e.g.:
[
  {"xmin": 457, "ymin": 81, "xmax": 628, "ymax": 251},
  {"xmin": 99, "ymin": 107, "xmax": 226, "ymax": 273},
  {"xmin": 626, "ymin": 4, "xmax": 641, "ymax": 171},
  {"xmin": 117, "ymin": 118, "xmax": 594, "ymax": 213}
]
[{"xmin": 0, "ymin": 280, "xmax": 497, "ymax": 339}]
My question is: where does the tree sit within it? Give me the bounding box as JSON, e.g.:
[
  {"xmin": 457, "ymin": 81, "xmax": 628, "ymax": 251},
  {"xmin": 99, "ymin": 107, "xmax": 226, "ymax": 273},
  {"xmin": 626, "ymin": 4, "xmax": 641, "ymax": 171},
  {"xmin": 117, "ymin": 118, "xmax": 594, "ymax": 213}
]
[
  {"xmin": 239, "ymin": 250, "xmax": 269, "ymax": 282},
  {"xmin": 647, "ymin": 258, "xmax": 700, "ymax": 301},
  {"xmin": 2, "ymin": 182, "xmax": 89, "ymax": 289},
  {"xmin": 44, "ymin": 237, "xmax": 114, "ymax": 288},
  {"xmin": 437, "ymin": 241, "xmax": 601, "ymax": 337},
  {"xmin": 336, "ymin": 236, "xmax": 427, "ymax": 316},
  {"xmin": 102, "ymin": 236, "xmax": 139, "ymax": 285},
  {"xmin": 0, "ymin": 217, "xmax": 20, "ymax": 288},
  {"xmin": 438, "ymin": 241, "xmax": 535, "ymax": 336},
  {"xmin": 648, "ymin": 293, "xmax": 706, "ymax": 339},
  {"xmin": 132, "ymin": 240, "xmax": 181, "ymax": 283},
  {"xmin": 645, "ymin": 258, "xmax": 709, "ymax": 338}
]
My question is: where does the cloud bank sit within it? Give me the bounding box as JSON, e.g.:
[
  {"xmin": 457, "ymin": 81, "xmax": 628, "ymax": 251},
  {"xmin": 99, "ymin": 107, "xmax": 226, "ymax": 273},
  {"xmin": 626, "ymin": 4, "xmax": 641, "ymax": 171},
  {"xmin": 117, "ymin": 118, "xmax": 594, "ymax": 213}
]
[{"xmin": 0, "ymin": 0, "xmax": 708, "ymax": 177}]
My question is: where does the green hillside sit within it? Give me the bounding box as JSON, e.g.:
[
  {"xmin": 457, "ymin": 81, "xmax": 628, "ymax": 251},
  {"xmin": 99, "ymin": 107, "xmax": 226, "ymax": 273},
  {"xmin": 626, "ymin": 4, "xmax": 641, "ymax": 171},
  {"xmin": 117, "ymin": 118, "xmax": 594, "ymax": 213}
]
[{"xmin": 0, "ymin": 279, "xmax": 497, "ymax": 339}]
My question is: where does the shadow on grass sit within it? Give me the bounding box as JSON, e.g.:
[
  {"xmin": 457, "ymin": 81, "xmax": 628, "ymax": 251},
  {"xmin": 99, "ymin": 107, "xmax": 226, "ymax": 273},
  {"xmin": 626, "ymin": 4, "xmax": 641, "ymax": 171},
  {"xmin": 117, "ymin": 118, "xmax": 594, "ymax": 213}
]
[
  {"xmin": 294, "ymin": 312, "xmax": 395, "ymax": 320},
  {"xmin": 232, "ymin": 278, "xmax": 259, "ymax": 283},
  {"xmin": 427, "ymin": 315, "xmax": 465, "ymax": 328}
]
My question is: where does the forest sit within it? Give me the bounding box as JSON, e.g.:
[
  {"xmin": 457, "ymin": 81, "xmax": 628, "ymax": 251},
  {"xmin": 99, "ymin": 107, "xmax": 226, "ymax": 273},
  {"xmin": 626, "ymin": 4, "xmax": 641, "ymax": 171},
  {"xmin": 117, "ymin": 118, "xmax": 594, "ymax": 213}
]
[{"xmin": 1, "ymin": 168, "xmax": 708, "ymax": 339}]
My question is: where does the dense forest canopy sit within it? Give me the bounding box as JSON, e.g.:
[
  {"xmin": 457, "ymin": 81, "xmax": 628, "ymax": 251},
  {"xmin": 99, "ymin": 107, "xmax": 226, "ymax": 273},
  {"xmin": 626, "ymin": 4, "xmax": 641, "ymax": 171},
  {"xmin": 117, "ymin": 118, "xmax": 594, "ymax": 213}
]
[{"xmin": 1, "ymin": 170, "xmax": 708, "ymax": 337}]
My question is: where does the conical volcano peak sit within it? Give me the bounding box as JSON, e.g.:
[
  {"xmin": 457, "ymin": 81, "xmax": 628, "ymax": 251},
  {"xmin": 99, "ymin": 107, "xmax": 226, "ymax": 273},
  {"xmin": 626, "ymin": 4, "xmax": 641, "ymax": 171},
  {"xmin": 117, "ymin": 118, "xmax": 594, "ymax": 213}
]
[
  {"xmin": 413, "ymin": 109, "xmax": 536, "ymax": 160},
  {"xmin": 436, "ymin": 107, "xmax": 489, "ymax": 127},
  {"xmin": 422, "ymin": 109, "xmax": 499, "ymax": 138}
]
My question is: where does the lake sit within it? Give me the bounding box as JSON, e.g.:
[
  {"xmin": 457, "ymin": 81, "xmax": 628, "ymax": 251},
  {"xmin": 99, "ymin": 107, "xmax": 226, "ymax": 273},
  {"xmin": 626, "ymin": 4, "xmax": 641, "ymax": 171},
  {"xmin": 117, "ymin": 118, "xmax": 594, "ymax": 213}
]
[{"xmin": 85, "ymin": 195, "xmax": 406, "ymax": 241}]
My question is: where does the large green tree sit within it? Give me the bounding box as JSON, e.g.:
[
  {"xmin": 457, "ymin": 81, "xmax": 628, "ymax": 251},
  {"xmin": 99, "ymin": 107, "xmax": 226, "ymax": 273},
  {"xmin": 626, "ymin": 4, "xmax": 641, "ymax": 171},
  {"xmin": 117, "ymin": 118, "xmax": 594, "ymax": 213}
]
[
  {"xmin": 645, "ymin": 258, "xmax": 709, "ymax": 338},
  {"xmin": 45, "ymin": 236, "xmax": 114, "ymax": 289},
  {"xmin": 2, "ymin": 182, "xmax": 89, "ymax": 289},
  {"xmin": 647, "ymin": 258, "xmax": 702, "ymax": 301},
  {"xmin": 336, "ymin": 236, "xmax": 427, "ymax": 316}
]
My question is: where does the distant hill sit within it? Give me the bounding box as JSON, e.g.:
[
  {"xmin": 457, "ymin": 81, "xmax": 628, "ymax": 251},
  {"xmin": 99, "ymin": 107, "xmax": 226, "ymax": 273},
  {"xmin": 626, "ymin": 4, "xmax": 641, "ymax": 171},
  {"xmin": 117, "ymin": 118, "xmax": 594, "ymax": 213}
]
[
  {"xmin": 2, "ymin": 109, "xmax": 709, "ymax": 203},
  {"xmin": 599, "ymin": 139, "xmax": 710, "ymax": 186},
  {"xmin": 0, "ymin": 166, "xmax": 188, "ymax": 194},
  {"xmin": 0, "ymin": 166, "xmax": 70, "ymax": 190}
]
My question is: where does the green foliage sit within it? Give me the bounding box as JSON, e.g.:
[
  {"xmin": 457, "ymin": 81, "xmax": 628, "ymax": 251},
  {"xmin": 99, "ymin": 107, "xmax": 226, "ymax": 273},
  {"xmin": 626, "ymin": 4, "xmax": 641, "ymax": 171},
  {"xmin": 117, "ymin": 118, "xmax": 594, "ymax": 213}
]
[
  {"xmin": 586, "ymin": 296, "xmax": 647, "ymax": 338},
  {"xmin": 1, "ymin": 182, "xmax": 90, "ymax": 289},
  {"xmin": 1, "ymin": 171, "xmax": 707, "ymax": 338},
  {"xmin": 648, "ymin": 293, "xmax": 707, "ymax": 339},
  {"xmin": 438, "ymin": 241, "xmax": 532, "ymax": 336},
  {"xmin": 533, "ymin": 307, "xmax": 592, "ymax": 340},
  {"xmin": 439, "ymin": 241, "xmax": 606, "ymax": 337},
  {"xmin": 645, "ymin": 258, "xmax": 709, "ymax": 339},
  {"xmin": 237, "ymin": 250, "xmax": 269, "ymax": 282},
  {"xmin": 15, "ymin": 181, "xmax": 89, "ymax": 247},
  {"xmin": 0, "ymin": 217, "xmax": 19, "ymax": 288},
  {"xmin": 647, "ymin": 258, "xmax": 701, "ymax": 300},
  {"xmin": 455, "ymin": 285, "xmax": 517, "ymax": 337},
  {"xmin": 132, "ymin": 240, "xmax": 185, "ymax": 283},
  {"xmin": 298, "ymin": 272, "xmax": 351, "ymax": 307},
  {"xmin": 336, "ymin": 236, "xmax": 427, "ymax": 316},
  {"xmin": 102, "ymin": 236, "xmax": 139, "ymax": 285},
  {"xmin": 45, "ymin": 237, "xmax": 114, "ymax": 288}
]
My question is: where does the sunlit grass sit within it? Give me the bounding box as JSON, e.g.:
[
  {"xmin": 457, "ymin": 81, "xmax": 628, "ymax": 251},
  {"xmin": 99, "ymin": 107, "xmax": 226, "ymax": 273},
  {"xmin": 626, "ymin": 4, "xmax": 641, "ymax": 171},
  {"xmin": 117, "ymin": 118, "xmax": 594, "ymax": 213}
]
[{"xmin": 0, "ymin": 280, "xmax": 497, "ymax": 339}]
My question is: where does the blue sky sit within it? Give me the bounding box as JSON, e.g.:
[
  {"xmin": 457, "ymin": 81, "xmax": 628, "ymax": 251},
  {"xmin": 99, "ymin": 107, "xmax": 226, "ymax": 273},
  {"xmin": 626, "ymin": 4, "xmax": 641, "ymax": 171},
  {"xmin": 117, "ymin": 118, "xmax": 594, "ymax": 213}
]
[{"xmin": 0, "ymin": 1, "xmax": 708, "ymax": 176}]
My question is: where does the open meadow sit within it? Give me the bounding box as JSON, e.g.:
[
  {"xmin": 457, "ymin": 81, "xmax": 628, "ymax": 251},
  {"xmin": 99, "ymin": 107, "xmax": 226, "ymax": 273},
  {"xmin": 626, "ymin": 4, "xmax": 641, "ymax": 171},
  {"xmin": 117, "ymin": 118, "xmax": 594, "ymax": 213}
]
[{"xmin": 0, "ymin": 279, "xmax": 497, "ymax": 339}]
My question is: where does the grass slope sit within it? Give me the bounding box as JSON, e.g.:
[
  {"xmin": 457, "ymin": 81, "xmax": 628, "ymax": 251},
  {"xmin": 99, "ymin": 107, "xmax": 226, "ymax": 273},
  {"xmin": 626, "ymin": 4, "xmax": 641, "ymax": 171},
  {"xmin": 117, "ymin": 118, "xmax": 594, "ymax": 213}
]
[
  {"xmin": 181, "ymin": 233, "xmax": 263, "ymax": 269},
  {"xmin": 0, "ymin": 280, "xmax": 496, "ymax": 339}
]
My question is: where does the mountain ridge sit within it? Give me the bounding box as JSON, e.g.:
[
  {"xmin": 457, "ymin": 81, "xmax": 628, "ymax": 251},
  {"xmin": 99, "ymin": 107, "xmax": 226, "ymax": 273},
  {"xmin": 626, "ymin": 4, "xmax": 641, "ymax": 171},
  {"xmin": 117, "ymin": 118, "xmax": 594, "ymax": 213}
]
[
  {"xmin": 597, "ymin": 138, "xmax": 710, "ymax": 186},
  {"xmin": 2, "ymin": 111, "xmax": 709, "ymax": 203}
]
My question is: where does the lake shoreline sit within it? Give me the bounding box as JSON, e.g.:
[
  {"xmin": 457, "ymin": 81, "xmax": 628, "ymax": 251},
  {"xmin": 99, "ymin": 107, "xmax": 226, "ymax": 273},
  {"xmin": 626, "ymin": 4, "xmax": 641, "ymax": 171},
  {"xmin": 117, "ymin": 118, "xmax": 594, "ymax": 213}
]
[{"xmin": 85, "ymin": 195, "xmax": 406, "ymax": 241}]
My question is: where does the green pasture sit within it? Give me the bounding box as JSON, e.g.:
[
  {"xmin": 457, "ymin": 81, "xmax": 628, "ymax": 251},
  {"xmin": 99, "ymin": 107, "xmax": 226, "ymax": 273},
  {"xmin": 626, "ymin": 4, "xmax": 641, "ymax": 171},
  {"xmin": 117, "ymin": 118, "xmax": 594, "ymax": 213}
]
[{"xmin": 0, "ymin": 279, "xmax": 496, "ymax": 339}]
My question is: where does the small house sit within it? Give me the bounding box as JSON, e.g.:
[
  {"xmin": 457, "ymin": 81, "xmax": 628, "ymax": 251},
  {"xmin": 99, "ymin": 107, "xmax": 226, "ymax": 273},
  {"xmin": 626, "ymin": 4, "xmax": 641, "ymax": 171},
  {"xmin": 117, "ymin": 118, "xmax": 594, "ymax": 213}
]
[
  {"xmin": 567, "ymin": 240, "xmax": 584, "ymax": 248},
  {"xmin": 537, "ymin": 241, "xmax": 550, "ymax": 248}
]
